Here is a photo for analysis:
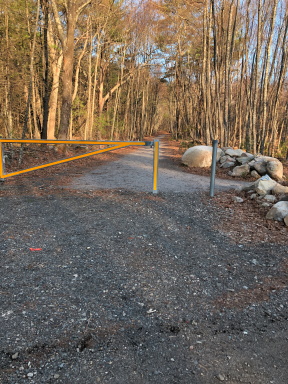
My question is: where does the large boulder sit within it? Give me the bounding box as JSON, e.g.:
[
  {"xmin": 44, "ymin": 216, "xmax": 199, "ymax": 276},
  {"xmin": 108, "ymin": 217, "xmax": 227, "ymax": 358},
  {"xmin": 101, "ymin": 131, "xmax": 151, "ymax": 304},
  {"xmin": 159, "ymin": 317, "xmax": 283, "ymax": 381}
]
[
  {"xmin": 230, "ymin": 164, "xmax": 250, "ymax": 177},
  {"xmin": 182, "ymin": 146, "xmax": 223, "ymax": 168},
  {"xmin": 250, "ymin": 156, "xmax": 283, "ymax": 180},
  {"xmin": 250, "ymin": 159, "xmax": 267, "ymax": 175},
  {"xmin": 254, "ymin": 175, "xmax": 277, "ymax": 196},
  {"xmin": 266, "ymin": 159, "xmax": 283, "ymax": 181},
  {"xmin": 266, "ymin": 201, "xmax": 288, "ymax": 221}
]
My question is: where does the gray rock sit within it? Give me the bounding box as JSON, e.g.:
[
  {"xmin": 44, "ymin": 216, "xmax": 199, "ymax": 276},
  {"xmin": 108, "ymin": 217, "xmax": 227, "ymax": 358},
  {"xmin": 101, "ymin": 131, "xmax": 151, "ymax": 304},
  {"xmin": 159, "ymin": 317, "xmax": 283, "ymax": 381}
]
[
  {"xmin": 266, "ymin": 159, "xmax": 283, "ymax": 181},
  {"xmin": 272, "ymin": 183, "xmax": 288, "ymax": 194},
  {"xmin": 263, "ymin": 195, "xmax": 277, "ymax": 203},
  {"xmin": 251, "ymin": 156, "xmax": 283, "ymax": 180},
  {"xmin": 251, "ymin": 170, "xmax": 261, "ymax": 179},
  {"xmin": 225, "ymin": 148, "xmax": 245, "ymax": 157},
  {"xmin": 231, "ymin": 164, "xmax": 250, "ymax": 177},
  {"xmin": 219, "ymin": 155, "xmax": 235, "ymax": 164},
  {"xmin": 221, "ymin": 161, "xmax": 237, "ymax": 169},
  {"xmin": 219, "ymin": 155, "xmax": 228, "ymax": 164},
  {"xmin": 232, "ymin": 196, "xmax": 244, "ymax": 203},
  {"xmin": 240, "ymin": 182, "xmax": 255, "ymax": 192},
  {"xmin": 266, "ymin": 201, "xmax": 288, "ymax": 221},
  {"xmin": 279, "ymin": 194, "xmax": 288, "ymax": 201},
  {"xmin": 284, "ymin": 215, "xmax": 288, "ymax": 226},
  {"xmin": 262, "ymin": 202, "xmax": 272, "ymax": 207},
  {"xmin": 237, "ymin": 153, "xmax": 254, "ymax": 164},
  {"xmin": 253, "ymin": 159, "xmax": 267, "ymax": 175},
  {"xmin": 255, "ymin": 176, "xmax": 277, "ymax": 196},
  {"xmin": 248, "ymin": 159, "xmax": 256, "ymax": 168}
]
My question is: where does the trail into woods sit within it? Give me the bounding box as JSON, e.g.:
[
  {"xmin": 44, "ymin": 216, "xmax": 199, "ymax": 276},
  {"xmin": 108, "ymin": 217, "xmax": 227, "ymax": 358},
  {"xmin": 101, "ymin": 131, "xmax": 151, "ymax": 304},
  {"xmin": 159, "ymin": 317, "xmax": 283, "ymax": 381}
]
[{"xmin": 69, "ymin": 137, "xmax": 250, "ymax": 193}]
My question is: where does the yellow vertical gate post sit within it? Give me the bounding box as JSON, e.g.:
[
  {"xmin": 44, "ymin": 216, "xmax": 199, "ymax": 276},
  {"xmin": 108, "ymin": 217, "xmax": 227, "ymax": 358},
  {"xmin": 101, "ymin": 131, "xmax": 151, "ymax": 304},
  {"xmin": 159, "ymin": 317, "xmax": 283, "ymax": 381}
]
[
  {"xmin": 0, "ymin": 143, "xmax": 4, "ymax": 179},
  {"xmin": 153, "ymin": 139, "xmax": 159, "ymax": 194}
]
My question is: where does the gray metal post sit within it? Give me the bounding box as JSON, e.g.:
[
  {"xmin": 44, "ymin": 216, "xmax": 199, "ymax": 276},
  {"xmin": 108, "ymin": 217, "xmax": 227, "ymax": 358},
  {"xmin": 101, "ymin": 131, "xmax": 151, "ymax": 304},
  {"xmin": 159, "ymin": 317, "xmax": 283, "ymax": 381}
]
[{"xmin": 209, "ymin": 140, "xmax": 218, "ymax": 197}]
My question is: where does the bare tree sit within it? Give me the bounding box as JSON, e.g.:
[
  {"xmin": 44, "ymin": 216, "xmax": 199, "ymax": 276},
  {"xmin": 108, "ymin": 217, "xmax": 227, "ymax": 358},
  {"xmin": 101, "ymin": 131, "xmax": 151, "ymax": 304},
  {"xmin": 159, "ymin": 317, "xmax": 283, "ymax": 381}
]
[{"xmin": 51, "ymin": 0, "xmax": 91, "ymax": 139}]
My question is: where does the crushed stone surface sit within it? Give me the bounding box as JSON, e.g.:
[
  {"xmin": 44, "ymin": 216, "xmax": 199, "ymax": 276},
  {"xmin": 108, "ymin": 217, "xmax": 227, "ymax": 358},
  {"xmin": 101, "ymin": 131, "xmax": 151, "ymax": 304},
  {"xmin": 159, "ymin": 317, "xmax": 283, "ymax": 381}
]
[
  {"xmin": 69, "ymin": 138, "xmax": 250, "ymax": 193},
  {"xmin": 0, "ymin": 139, "xmax": 287, "ymax": 384}
]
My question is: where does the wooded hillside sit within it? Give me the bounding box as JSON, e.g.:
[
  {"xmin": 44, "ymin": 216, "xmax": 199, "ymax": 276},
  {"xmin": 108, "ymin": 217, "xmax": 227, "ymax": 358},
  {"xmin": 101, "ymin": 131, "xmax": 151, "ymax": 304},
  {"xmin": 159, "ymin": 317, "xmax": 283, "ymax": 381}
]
[{"xmin": 0, "ymin": 0, "xmax": 287, "ymax": 156}]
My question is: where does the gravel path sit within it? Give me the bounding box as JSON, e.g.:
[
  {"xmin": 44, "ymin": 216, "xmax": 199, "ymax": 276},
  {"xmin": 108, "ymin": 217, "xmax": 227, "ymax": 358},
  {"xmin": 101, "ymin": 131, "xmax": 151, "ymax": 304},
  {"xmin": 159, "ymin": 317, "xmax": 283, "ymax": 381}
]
[
  {"xmin": 0, "ymin": 142, "xmax": 287, "ymax": 384},
  {"xmin": 70, "ymin": 138, "xmax": 250, "ymax": 193}
]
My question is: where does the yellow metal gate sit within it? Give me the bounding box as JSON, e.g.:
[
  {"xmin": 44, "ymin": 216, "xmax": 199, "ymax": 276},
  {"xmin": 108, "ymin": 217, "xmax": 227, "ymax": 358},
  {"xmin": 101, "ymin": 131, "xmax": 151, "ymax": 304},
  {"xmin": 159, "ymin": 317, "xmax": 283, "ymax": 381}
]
[{"xmin": 0, "ymin": 139, "xmax": 159, "ymax": 193}]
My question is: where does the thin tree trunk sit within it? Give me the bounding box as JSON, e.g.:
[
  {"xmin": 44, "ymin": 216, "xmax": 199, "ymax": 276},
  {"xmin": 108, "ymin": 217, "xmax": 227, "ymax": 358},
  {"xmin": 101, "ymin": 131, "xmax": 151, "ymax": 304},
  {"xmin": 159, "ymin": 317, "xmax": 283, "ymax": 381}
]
[
  {"xmin": 251, "ymin": 1, "xmax": 263, "ymax": 153},
  {"xmin": 41, "ymin": 0, "xmax": 50, "ymax": 139},
  {"xmin": 90, "ymin": 32, "xmax": 101, "ymax": 139},
  {"xmin": 4, "ymin": 10, "xmax": 13, "ymax": 137},
  {"xmin": 22, "ymin": 0, "xmax": 40, "ymax": 140},
  {"xmin": 259, "ymin": 0, "xmax": 277, "ymax": 154},
  {"xmin": 47, "ymin": 54, "xmax": 63, "ymax": 139},
  {"xmin": 223, "ymin": 0, "xmax": 234, "ymax": 146}
]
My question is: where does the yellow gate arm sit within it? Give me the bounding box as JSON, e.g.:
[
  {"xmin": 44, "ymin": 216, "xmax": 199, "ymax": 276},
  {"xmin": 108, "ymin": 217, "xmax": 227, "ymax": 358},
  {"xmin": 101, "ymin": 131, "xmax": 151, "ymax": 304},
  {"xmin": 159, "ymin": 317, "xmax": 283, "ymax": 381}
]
[{"xmin": 0, "ymin": 139, "xmax": 159, "ymax": 193}]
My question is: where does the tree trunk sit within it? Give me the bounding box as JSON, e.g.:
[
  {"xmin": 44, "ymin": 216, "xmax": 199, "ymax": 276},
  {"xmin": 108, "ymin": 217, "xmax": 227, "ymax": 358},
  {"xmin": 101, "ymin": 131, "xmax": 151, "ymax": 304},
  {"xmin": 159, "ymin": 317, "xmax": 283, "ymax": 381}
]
[
  {"xmin": 41, "ymin": 0, "xmax": 50, "ymax": 139},
  {"xmin": 259, "ymin": 0, "xmax": 277, "ymax": 154},
  {"xmin": 58, "ymin": 8, "xmax": 76, "ymax": 139},
  {"xmin": 47, "ymin": 17, "xmax": 63, "ymax": 140},
  {"xmin": 4, "ymin": 10, "xmax": 13, "ymax": 137}
]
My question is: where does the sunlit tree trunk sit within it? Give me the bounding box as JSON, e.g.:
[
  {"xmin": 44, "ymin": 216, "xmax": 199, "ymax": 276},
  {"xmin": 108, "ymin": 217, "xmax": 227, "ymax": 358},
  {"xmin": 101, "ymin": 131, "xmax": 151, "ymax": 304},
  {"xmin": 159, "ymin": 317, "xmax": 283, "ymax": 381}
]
[{"xmin": 51, "ymin": 0, "xmax": 91, "ymax": 140}]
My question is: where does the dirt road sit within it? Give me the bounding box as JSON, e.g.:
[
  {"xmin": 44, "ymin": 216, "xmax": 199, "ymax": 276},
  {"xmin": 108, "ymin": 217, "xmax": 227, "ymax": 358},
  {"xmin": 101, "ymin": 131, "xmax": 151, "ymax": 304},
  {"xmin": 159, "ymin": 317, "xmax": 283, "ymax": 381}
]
[{"xmin": 70, "ymin": 137, "xmax": 249, "ymax": 193}]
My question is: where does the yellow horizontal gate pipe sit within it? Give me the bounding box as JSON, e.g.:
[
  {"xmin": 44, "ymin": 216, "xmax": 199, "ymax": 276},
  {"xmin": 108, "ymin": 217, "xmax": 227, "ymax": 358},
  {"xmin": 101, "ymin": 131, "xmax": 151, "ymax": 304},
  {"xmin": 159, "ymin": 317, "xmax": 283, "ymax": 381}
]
[
  {"xmin": 0, "ymin": 139, "xmax": 159, "ymax": 193},
  {"xmin": 0, "ymin": 139, "xmax": 147, "ymax": 146},
  {"xmin": 0, "ymin": 143, "xmax": 130, "ymax": 179}
]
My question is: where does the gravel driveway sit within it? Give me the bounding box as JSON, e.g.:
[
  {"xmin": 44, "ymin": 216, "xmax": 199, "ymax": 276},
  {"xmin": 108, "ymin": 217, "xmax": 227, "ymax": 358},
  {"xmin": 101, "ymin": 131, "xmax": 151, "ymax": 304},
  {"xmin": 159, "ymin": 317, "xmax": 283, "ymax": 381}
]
[
  {"xmin": 70, "ymin": 138, "xmax": 250, "ymax": 193},
  {"xmin": 0, "ymin": 140, "xmax": 287, "ymax": 384}
]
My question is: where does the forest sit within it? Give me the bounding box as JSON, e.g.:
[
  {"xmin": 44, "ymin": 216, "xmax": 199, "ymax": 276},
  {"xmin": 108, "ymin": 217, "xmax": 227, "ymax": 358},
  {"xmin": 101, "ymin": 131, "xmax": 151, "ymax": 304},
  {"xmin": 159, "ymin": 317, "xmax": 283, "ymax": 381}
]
[{"xmin": 0, "ymin": 0, "xmax": 287, "ymax": 156}]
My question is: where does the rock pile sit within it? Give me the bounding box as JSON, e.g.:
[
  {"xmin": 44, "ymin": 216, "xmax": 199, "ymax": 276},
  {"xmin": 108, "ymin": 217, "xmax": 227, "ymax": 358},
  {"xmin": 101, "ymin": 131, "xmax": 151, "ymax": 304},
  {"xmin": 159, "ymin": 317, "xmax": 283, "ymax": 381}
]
[
  {"xmin": 181, "ymin": 145, "xmax": 287, "ymax": 226},
  {"xmin": 218, "ymin": 148, "xmax": 283, "ymax": 181},
  {"xmin": 240, "ymin": 175, "xmax": 288, "ymax": 226},
  {"xmin": 182, "ymin": 145, "xmax": 284, "ymax": 181},
  {"xmin": 219, "ymin": 148, "xmax": 288, "ymax": 225}
]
